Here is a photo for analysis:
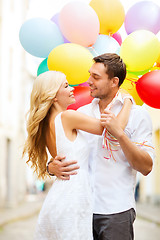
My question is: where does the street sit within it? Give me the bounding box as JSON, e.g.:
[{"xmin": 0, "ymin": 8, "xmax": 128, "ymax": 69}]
[{"xmin": 0, "ymin": 214, "xmax": 160, "ymax": 240}]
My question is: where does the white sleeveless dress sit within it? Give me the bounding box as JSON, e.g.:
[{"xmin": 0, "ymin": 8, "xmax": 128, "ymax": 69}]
[{"xmin": 34, "ymin": 113, "xmax": 93, "ymax": 240}]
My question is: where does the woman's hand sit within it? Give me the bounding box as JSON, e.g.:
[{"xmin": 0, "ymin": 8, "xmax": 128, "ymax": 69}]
[{"xmin": 100, "ymin": 109, "xmax": 124, "ymax": 139}]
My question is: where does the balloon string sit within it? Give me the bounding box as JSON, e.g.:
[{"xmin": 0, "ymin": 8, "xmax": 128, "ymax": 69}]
[
  {"xmin": 133, "ymin": 141, "xmax": 154, "ymax": 149},
  {"xmin": 102, "ymin": 90, "xmax": 154, "ymax": 162},
  {"xmin": 102, "ymin": 90, "xmax": 120, "ymax": 161},
  {"xmin": 103, "ymin": 134, "xmax": 154, "ymax": 163},
  {"xmin": 125, "ymin": 77, "xmax": 138, "ymax": 83},
  {"xmin": 125, "ymin": 77, "xmax": 137, "ymax": 90}
]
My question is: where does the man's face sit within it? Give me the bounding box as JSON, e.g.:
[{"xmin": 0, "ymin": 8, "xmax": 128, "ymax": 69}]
[{"xmin": 87, "ymin": 62, "xmax": 113, "ymax": 99}]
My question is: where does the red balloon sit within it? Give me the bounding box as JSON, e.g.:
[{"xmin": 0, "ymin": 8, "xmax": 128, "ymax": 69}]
[
  {"xmin": 136, "ymin": 70, "xmax": 160, "ymax": 109},
  {"xmin": 67, "ymin": 86, "xmax": 93, "ymax": 110}
]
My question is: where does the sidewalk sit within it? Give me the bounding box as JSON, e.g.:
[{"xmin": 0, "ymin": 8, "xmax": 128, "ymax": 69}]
[
  {"xmin": 0, "ymin": 194, "xmax": 160, "ymax": 227},
  {"xmin": 136, "ymin": 202, "xmax": 160, "ymax": 225},
  {"xmin": 0, "ymin": 193, "xmax": 46, "ymax": 228}
]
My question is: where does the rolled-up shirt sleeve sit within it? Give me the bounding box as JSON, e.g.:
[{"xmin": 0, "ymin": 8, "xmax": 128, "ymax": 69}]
[{"xmin": 130, "ymin": 107, "xmax": 155, "ymax": 161}]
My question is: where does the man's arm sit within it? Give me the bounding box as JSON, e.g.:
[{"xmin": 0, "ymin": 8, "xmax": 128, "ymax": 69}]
[
  {"xmin": 47, "ymin": 156, "xmax": 80, "ymax": 180},
  {"xmin": 101, "ymin": 109, "xmax": 153, "ymax": 176}
]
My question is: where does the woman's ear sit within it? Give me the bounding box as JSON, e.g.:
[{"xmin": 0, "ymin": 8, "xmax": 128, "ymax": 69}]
[
  {"xmin": 112, "ymin": 77, "xmax": 119, "ymax": 88},
  {"xmin": 53, "ymin": 97, "xmax": 58, "ymax": 102}
]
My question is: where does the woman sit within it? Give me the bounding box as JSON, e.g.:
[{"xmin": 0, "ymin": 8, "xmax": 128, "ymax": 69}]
[{"xmin": 23, "ymin": 71, "xmax": 132, "ymax": 240}]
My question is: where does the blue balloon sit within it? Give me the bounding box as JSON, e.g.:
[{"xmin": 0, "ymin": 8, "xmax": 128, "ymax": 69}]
[
  {"xmin": 19, "ymin": 18, "xmax": 64, "ymax": 58},
  {"xmin": 88, "ymin": 34, "xmax": 120, "ymax": 57}
]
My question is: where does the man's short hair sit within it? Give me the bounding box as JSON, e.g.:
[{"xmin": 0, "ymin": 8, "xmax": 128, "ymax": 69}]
[{"xmin": 93, "ymin": 53, "xmax": 126, "ymax": 86}]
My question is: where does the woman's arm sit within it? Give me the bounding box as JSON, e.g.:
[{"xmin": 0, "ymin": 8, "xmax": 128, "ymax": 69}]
[
  {"xmin": 116, "ymin": 97, "xmax": 133, "ymax": 130},
  {"xmin": 61, "ymin": 110, "xmax": 103, "ymax": 135}
]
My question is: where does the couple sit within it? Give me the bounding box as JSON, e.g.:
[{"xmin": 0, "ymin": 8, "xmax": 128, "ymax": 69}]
[{"xmin": 23, "ymin": 53, "xmax": 154, "ymax": 240}]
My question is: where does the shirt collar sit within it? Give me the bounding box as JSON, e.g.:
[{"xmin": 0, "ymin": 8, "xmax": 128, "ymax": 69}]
[
  {"xmin": 90, "ymin": 91, "xmax": 124, "ymax": 117},
  {"xmin": 91, "ymin": 91, "xmax": 124, "ymax": 108}
]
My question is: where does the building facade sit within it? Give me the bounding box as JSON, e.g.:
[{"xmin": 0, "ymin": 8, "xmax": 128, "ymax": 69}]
[{"xmin": 0, "ymin": 0, "xmax": 33, "ymax": 207}]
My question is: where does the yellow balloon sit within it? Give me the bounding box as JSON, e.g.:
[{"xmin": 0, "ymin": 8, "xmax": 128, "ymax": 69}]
[
  {"xmin": 121, "ymin": 73, "xmax": 143, "ymax": 106},
  {"xmin": 90, "ymin": 0, "xmax": 125, "ymax": 35},
  {"xmin": 48, "ymin": 43, "xmax": 93, "ymax": 85},
  {"xmin": 120, "ymin": 30, "xmax": 160, "ymax": 72}
]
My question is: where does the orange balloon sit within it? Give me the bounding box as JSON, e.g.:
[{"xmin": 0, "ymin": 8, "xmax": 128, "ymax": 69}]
[{"xmin": 90, "ymin": 0, "xmax": 125, "ymax": 35}]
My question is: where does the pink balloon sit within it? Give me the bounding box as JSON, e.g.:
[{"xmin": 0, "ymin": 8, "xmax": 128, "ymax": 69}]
[
  {"xmin": 125, "ymin": 1, "xmax": 160, "ymax": 35},
  {"xmin": 59, "ymin": 2, "xmax": 100, "ymax": 47},
  {"xmin": 79, "ymin": 82, "xmax": 89, "ymax": 87},
  {"xmin": 112, "ymin": 32, "xmax": 122, "ymax": 45}
]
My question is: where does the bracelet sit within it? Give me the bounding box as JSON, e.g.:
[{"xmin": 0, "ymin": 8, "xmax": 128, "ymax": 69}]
[{"xmin": 46, "ymin": 160, "xmax": 55, "ymax": 176}]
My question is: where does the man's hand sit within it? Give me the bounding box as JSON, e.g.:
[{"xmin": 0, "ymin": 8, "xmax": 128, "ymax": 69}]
[
  {"xmin": 100, "ymin": 109, "xmax": 124, "ymax": 140},
  {"xmin": 48, "ymin": 155, "xmax": 80, "ymax": 180}
]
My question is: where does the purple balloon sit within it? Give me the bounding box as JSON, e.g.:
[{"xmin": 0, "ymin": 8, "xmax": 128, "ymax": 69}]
[
  {"xmin": 125, "ymin": 1, "xmax": 160, "ymax": 35},
  {"xmin": 51, "ymin": 13, "xmax": 59, "ymax": 25},
  {"xmin": 51, "ymin": 13, "xmax": 70, "ymax": 43}
]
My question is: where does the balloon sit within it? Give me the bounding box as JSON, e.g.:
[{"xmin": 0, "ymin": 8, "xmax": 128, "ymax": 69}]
[
  {"xmin": 120, "ymin": 30, "xmax": 160, "ymax": 72},
  {"xmin": 79, "ymin": 82, "xmax": 89, "ymax": 87},
  {"xmin": 136, "ymin": 70, "xmax": 160, "ymax": 109},
  {"xmin": 90, "ymin": 0, "xmax": 125, "ymax": 35},
  {"xmin": 19, "ymin": 18, "xmax": 64, "ymax": 58},
  {"xmin": 59, "ymin": 1, "xmax": 99, "ymax": 47},
  {"xmin": 150, "ymin": 66, "xmax": 160, "ymax": 71},
  {"xmin": 121, "ymin": 73, "xmax": 143, "ymax": 106},
  {"xmin": 124, "ymin": 1, "xmax": 160, "ymax": 35},
  {"xmin": 112, "ymin": 32, "xmax": 122, "ymax": 45},
  {"xmin": 88, "ymin": 34, "xmax": 120, "ymax": 57},
  {"xmin": 127, "ymin": 69, "xmax": 150, "ymax": 78},
  {"xmin": 156, "ymin": 53, "xmax": 160, "ymax": 67},
  {"xmin": 67, "ymin": 86, "xmax": 93, "ymax": 110},
  {"xmin": 51, "ymin": 13, "xmax": 70, "ymax": 43},
  {"xmin": 47, "ymin": 43, "xmax": 93, "ymax": 85},
  {"xmin": 37, "ymin": 58, "xmax": 49, "ymax": 76}
]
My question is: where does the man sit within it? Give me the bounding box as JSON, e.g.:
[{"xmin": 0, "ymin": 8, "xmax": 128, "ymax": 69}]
[{"xmin": 47, "ymin": 53, "xmax": 154, "ymax": 239}]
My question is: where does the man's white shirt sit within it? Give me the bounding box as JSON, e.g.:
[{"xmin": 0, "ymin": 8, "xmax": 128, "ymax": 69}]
[{"xmin": 78, "ymin": 93, "xmax": 155, "ymax": 214}]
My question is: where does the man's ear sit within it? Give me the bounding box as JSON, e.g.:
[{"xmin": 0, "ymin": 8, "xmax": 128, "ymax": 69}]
[{"xmin": 112, "ymin": 77, "xmax": 119, "ymax": 88}]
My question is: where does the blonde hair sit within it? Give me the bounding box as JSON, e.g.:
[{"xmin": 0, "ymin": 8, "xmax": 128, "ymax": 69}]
[{"xmin": 23, "ymin": 71, "xmax": 66, "ymax": 179}]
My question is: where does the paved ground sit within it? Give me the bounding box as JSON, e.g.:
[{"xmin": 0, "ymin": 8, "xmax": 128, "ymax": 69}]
[
  {"xmin": 0, "ymin": 214, "xmax": 160, "ymax": 240},
  {"xmin": 0, "ymin": 193, "xmax": 160, "ymax": 239},
  {"xmin": 134, "ymin": 217, "xmax": 160, "ymax": 240}
]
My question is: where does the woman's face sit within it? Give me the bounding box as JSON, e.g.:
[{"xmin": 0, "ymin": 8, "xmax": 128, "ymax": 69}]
[{"xmin": 55, "ymin": 79, "xmax": 75, "ymax": 108}]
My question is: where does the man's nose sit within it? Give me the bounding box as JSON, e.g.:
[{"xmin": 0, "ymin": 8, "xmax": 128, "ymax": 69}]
[{"xmin": 87, "ymin": 76, "xmax": 93, "ymax": 85}]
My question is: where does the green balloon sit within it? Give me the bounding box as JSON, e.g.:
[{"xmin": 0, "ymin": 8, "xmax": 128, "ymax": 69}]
[
  {"xmin": 127, "ymin": 68, "xmax": 150, "ymax": 77},
  {"xmin": 69, "ymin": 84, "xmax": 79, "ymax": 87},
  {"xmin": 37, "ymin": 58, "xmax": 49, "ymax": 76}
]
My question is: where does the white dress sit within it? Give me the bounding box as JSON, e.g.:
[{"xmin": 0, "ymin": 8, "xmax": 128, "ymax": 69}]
[{"xmin": 34, "ymin": 113, "xmax": 93, "ymax": 240}]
